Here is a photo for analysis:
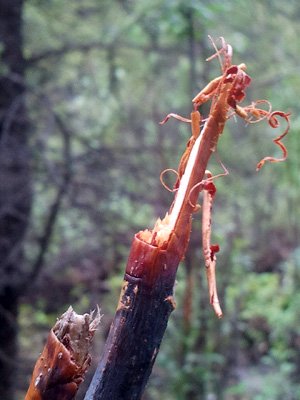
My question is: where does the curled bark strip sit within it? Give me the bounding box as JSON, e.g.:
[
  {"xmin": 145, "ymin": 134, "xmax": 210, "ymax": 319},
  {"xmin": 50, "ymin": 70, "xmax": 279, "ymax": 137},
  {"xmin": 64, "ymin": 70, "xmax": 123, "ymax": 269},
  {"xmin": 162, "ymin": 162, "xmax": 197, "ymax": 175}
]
[
  {"xmin": 245, "ymin": 99, "xmax": 272, "ymax": 123},
  {"xmin": 228, "ymin": 100, "xmax": 290, "ymax": 170},
  {"xmin": 188, "ymin": 161, "xmax": 228, "ymax": 208},
  {"xmin": 233, "ymin": 99, "xmax": 272, "ymax": 123},
  {"xmin": 159, "ymin": 110, "xmax": 201, "ymax": 191},
  {"xmin": 160, "ymin": 168, "xmax": 179, "ymax": 192},
  {"xmin": 188, "ymin": 180, "xmax": 205, "ymax": 209},
  {"xmin": 256, "ymin": 111, "xmax": 290, "ymax": 170},
  {"xmin": 25, "ymin": 307, "xmax": 101, "ymax": 400},
  {"xmin": 159, "ymin": 113, "xmax": 191, "ymax": 125}
]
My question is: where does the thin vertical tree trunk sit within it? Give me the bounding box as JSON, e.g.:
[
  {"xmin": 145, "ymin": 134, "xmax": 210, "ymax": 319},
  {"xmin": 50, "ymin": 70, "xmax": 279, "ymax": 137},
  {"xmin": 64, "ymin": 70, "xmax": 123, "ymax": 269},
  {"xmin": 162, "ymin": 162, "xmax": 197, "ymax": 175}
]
[{"xmin": 0, "ymin": 1, "xmax": 31, "ymax": 399}]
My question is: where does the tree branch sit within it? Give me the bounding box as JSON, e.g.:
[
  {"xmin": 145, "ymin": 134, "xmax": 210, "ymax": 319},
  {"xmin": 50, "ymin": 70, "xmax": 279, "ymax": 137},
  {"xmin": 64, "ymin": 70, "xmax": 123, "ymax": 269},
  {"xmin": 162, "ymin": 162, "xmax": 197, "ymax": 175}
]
[
  {"xmin": 22, "ymin": 112, "xmax": 72, "ymax": 292},
  {"xmin": 25, "ymin": 41, "xmax": 184, "ymax": 66}
]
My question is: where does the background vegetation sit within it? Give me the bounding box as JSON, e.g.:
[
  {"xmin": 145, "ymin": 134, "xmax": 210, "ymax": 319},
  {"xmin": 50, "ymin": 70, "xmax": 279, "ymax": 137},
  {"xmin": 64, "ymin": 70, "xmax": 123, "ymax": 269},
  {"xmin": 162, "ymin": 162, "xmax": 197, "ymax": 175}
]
[{"xmin": 1, "ymin": 0, "xmax": 299, "ymax": 399}]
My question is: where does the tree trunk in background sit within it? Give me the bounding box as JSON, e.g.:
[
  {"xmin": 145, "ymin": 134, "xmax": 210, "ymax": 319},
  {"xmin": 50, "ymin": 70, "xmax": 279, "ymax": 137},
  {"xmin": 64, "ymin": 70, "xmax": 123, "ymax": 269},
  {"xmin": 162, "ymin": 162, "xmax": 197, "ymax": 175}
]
[{"xmin": 0, "ymin": 1, "xmax": 31, "ymax": 399}]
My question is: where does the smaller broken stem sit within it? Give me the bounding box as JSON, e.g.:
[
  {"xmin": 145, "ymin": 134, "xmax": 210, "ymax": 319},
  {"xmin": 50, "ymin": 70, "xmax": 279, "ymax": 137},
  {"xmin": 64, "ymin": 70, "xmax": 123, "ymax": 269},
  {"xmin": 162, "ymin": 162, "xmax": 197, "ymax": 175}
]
[{"xmin": 25, "ymin": 307, "xmax": 101, "ymax": 400}]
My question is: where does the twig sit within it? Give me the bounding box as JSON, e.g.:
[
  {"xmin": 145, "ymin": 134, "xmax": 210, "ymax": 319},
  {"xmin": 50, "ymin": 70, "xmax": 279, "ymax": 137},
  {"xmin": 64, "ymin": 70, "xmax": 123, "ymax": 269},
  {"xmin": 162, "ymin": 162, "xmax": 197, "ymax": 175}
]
[{"xmin": 21, "ymin": 112, "xmax": 72, "ymax": 291}]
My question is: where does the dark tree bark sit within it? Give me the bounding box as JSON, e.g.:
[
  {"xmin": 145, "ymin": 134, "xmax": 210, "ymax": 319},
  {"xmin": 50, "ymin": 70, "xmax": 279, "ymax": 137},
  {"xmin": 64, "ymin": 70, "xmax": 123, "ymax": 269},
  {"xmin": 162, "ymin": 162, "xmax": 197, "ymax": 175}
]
[{"xmin": 0, "ymin": 1, "xmax": 31, "ymax": 399}]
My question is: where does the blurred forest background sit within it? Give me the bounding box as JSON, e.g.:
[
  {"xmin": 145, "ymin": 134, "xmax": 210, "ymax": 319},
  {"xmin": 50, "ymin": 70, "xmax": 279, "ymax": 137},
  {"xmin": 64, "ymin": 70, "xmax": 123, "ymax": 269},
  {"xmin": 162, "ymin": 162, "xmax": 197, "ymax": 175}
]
[{"xmin": 0, "ymin": 0, "xmax": 299, "ymax": 399}]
